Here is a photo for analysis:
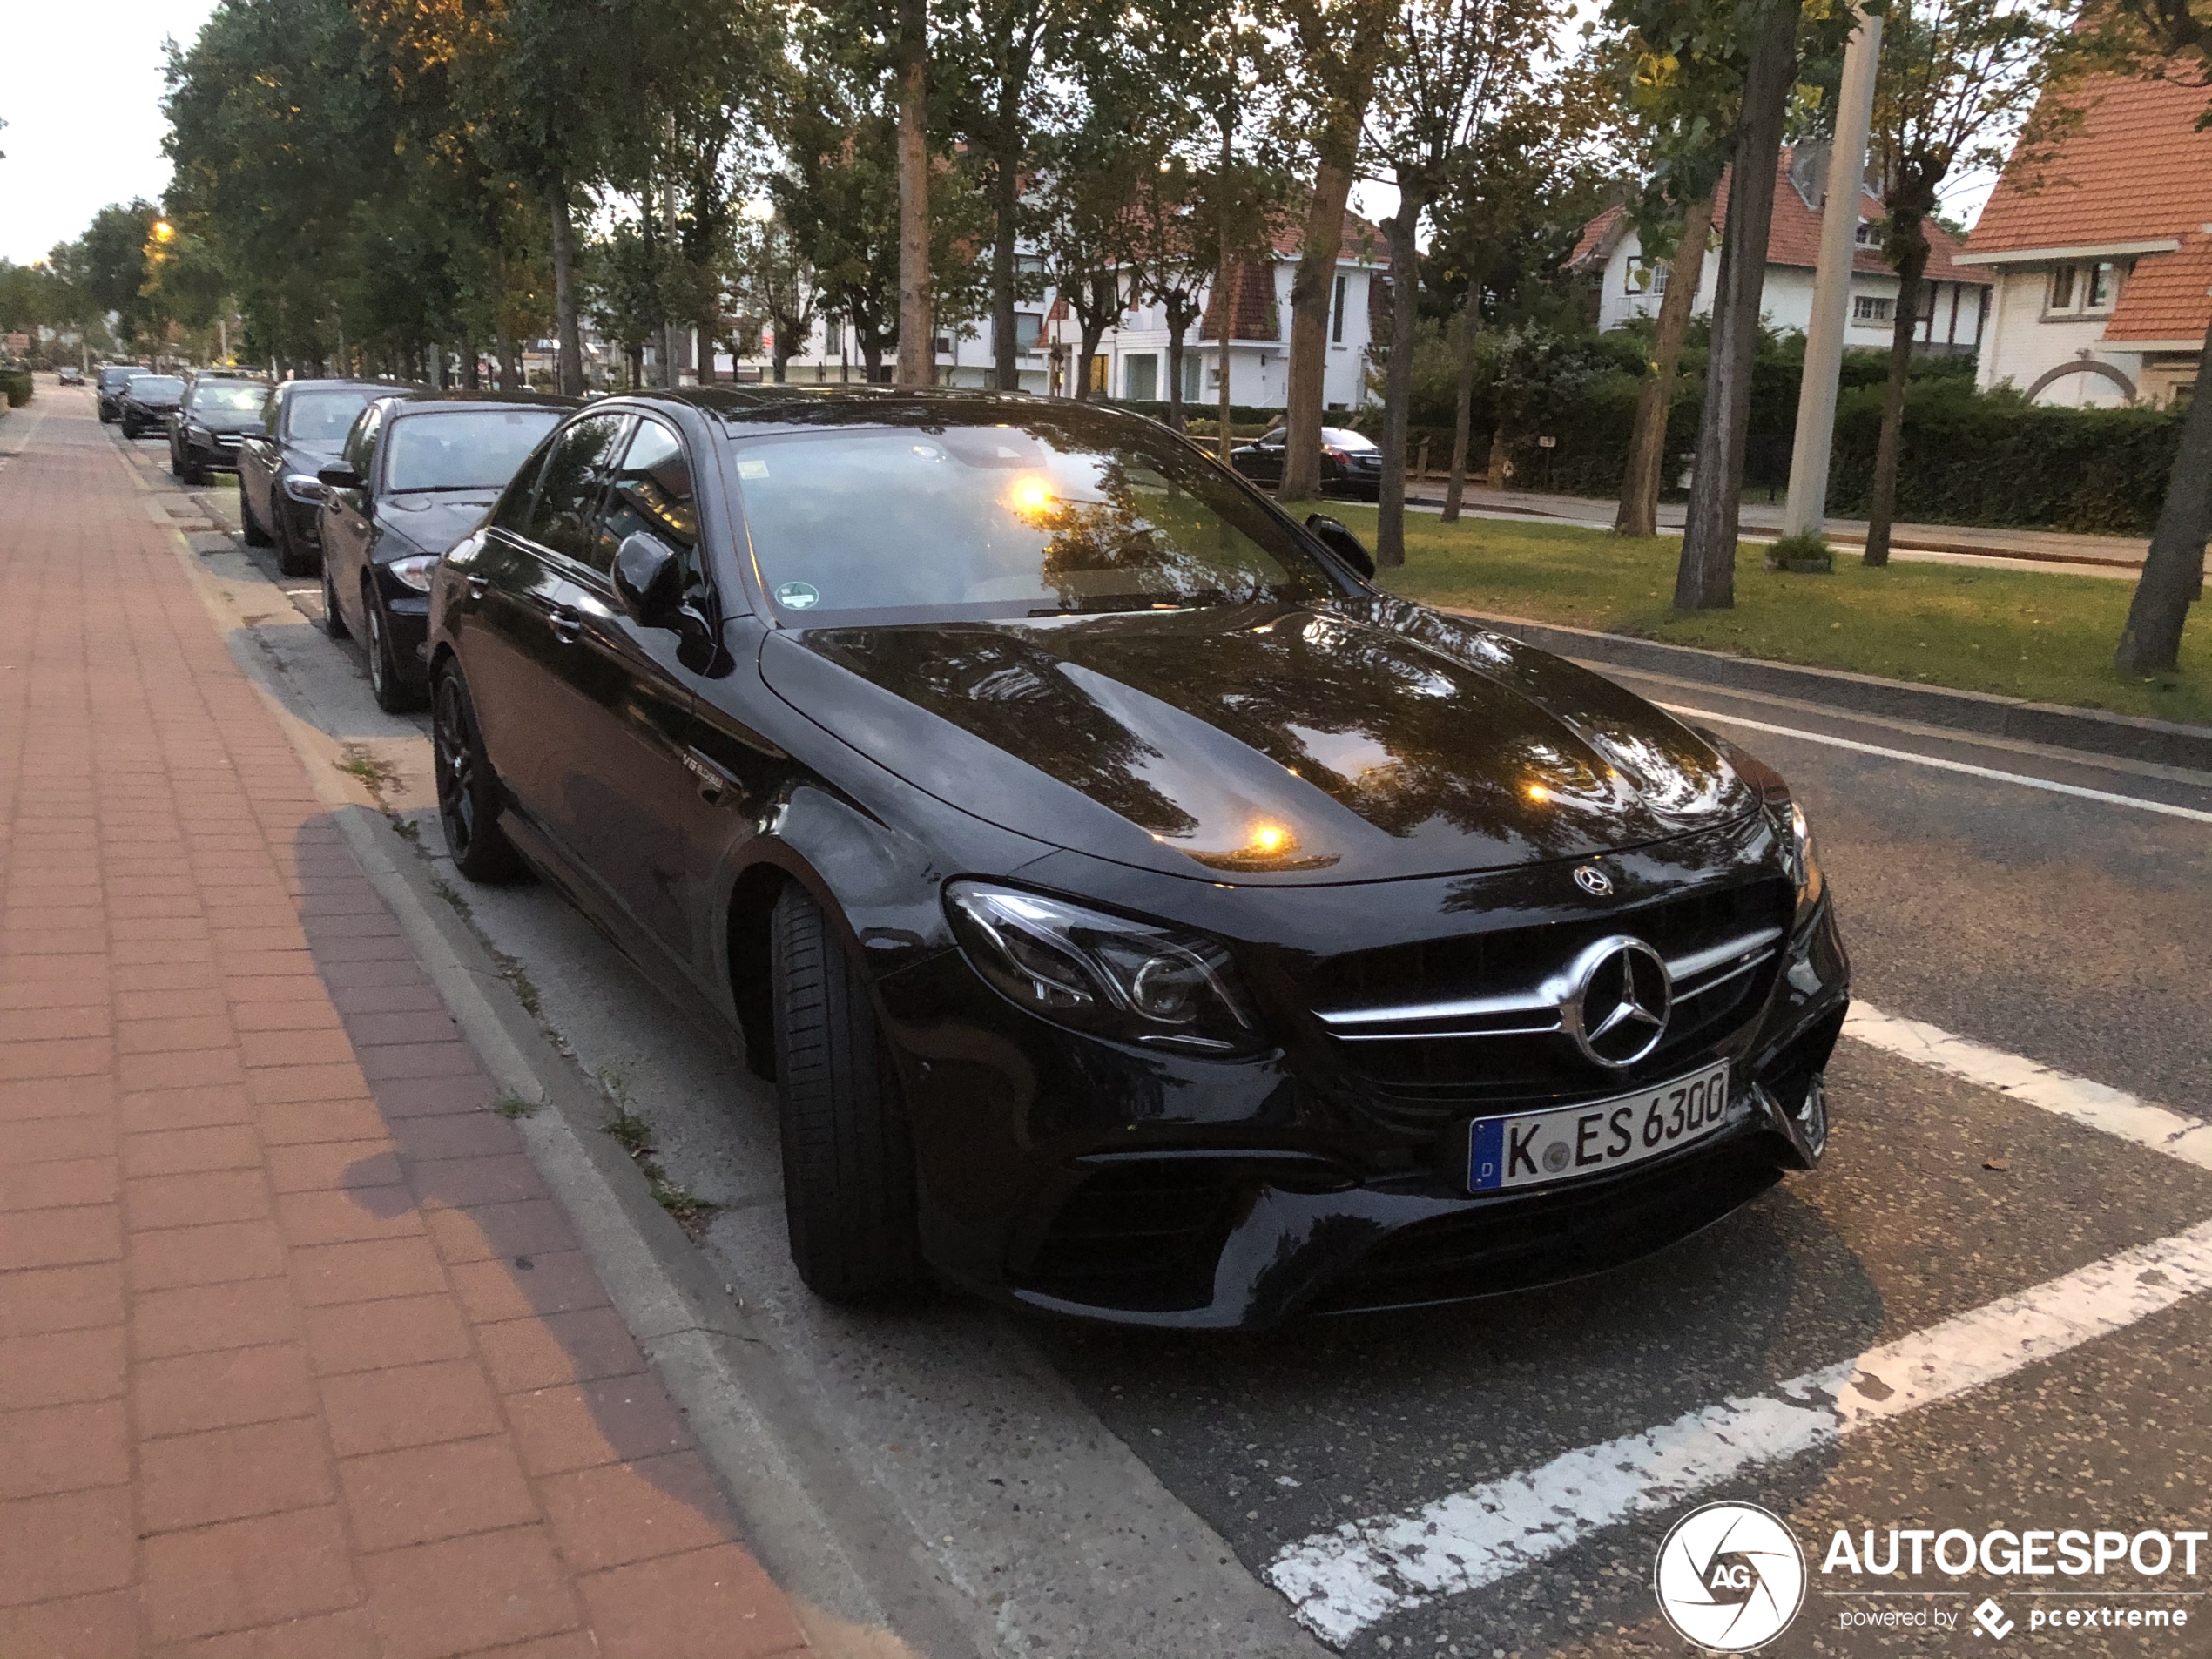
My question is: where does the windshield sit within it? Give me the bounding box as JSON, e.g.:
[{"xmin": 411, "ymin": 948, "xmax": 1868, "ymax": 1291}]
[
  {"xmin": 732, "ymin": 408, "xmax": 1345, "ymax": 622},
  {"xmin": 382, "ymin": 408, "xmax": 565, "ymax": 492},
  {"xmin": 192, "ymin": 381, "xmax": 267, "ymax": 414},
  {"xmin": 132, "ymin": 377, "xmax": 185, "ymax": 398},
  {"xmin": 288, "ymin": 388, "xmax": 375, "ymax": 442}
]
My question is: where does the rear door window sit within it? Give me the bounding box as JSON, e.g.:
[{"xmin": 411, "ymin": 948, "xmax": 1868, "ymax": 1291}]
[{"xmin": 519, "ymin": 413, "xmax": 631, "ymax": 567}]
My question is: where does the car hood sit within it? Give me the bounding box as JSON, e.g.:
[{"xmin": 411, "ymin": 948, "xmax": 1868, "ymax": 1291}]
[
  {"xmin": 191, "ymin": 409, "xmax": 263, "ymax": 433},
  {"xmin": 374, "ymin": 491, "xmax": 498, "ymax": 556},
  {"xmin": 759, "ymin": 597, "xmax": 1758, "ymax": 885}
]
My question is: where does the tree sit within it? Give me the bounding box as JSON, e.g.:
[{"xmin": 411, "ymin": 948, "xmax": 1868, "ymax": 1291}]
[
  {"xmin": 1031, "ymin": 110, "xmax": 1145, "ymax": 401},
  {"xmin": 1365, "ymin": 0, "xmax": 1574, "ymax": 568},
  {"xmin": 894, "ymin": 0, "xmax": 934, "ymax": 385},
  {"xmin": 1278, "ymin": 0, "xmax": 1397, "ymax": 502},
  {"xmin": 1613, "ymin": 188, "xmax": 1715, "ymax": 535},
  {"xmin": 1860, "ymin": 0, "xmax": 2068, "ymax": 565}
]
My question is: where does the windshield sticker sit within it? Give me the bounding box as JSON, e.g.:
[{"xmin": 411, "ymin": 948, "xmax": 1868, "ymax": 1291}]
[
  {"xmin": 737, "ymin": 456, "xmax": 770, "ymax": 478},
  {"xmin": 774, "ymin": 582, "xmax": 820, "ymax": 610}
]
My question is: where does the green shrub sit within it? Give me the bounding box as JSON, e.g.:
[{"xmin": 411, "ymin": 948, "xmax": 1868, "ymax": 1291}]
[
  {"xmin": 0, "ymin": 369, "xmax": 31, "ymax": 408},
  {"xmin": 1765, "ymin": 531, "xmax": 1834, "ymax": 570}
]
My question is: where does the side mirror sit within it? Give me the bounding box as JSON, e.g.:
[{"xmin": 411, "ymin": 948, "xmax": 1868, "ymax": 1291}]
[
  {"xmin": 612, "ymin": 530, "xmax": 685, "ymax": 627},
  {"xmin": 1305, "ymin": 513, "xmax": 1375, "ymax": 580},
  {"xmin": 317, "ymin": 462, "xmax": 364, "ymax": 491}
]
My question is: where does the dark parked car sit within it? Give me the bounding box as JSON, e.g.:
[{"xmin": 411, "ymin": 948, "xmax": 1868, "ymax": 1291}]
[
  {"xmin": 317, "ymin": 390, "xmax": 574, "ymax": 711},
  {"xmin": 237, "ymin": 378, "xmax": 396, "ymax": 577},
  {"xmin": 167, "ymin": 376, "xmax": 271, "ymax": 485},
  {"xmin": 1232, "ymin": 425, "xmax": 1386, "ymax": 501},
  {"xmin": 57, "ymin": 365, "xmax": 84, "ymax": 387},
  {"xmin": 428, "ymin": 388, "xmax": 1847, "ymax": 1330},
  {"xmin": 96, "ymin": 365, "xmax": 150, "ymax": 423},
  {"xmin": 118, "ymin": 374, "xmax": 186, "ymax": 438}
]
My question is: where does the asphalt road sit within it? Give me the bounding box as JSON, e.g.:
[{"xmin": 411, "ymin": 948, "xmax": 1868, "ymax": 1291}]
[{"xmin": 98, "ymin": 393, "xmax": 2212, "ymax": 1659}]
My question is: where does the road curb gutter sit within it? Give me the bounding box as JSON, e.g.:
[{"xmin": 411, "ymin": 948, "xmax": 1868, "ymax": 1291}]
[
  {"xmin": 1452, "ymin": 608, "xmax": 2212, "ymax": 772},
  {"xmin": 138, "ymin": 454, "xmax": 979, "ymax": 1659}
]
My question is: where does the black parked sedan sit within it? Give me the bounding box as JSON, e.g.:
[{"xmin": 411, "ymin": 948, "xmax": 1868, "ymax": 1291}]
[
  {"xmin": 96, "ymin": 365, "xmax": 147, "ymax": 421},
  {"xmin": 237, "ymin": 378, "xmax": 399, "ymax": 577},
  {"xmin": 429, "ymin": 389, "xmax": 1846, "ymax": 1329},
  {"xmin": 1233, "ymin": 424, "xmax": 1386, "ymax": 501},
  {"xmin": 317, "ymin": 390, "xmax": 574, "ymax": 711},
  {"xmin": 167, "ymin": 375, "xmax": 271, "ymax": 484},
  {"xmin": 118, "ymin": 373, "xmax": 185, "ymax": 438}
]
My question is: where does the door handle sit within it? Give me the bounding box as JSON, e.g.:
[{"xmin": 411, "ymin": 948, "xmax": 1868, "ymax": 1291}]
[
  {"xmin": 549, "ymin": 606, "xmax": 582, "ymax": 644},
  {"xmin": 465, "ymin": 574, "xmax": 488, "ymax": 603}
]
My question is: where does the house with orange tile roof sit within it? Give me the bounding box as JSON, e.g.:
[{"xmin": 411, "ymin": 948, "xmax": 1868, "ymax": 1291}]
[
  {"xmin": 1568, "ymin": 146, "xmax": 1992, "ymax": 354},
  {"xmin": 1960, "ymin": 72, "xmax": 2212, "ymax": 408}
]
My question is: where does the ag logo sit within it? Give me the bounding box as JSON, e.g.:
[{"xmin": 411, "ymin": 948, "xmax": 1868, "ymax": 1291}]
[{"xmin": 1653, "ymin": 1501, "xmax": 1806, "ymax": 1651}]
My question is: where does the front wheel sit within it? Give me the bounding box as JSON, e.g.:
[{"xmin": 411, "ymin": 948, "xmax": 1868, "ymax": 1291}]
[
  {"xmin": 432, "ymin": 665, "xmax": 523, "ymax": 883},
  {"xmin": 321, "ymin": 558, "xmax": 349, "ymax": 639},
  {"xmin": 273, "ymin": 504, "xmax": 314, "ymax": 577},
  {"xmin": 770, "ymin": 884, "xmax": 921, "ymax": 1301},
  {"xmin": 364, "ymin": 584, "xmax": 415, "ymax": 713},
  {"xmin": 239, "ymin": 485, "xmax": 273, "ymax": 547}
]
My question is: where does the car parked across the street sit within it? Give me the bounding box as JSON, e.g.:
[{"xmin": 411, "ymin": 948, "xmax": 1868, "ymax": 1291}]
[
  {"xmin": 237, "ymin": 378, "xmax": 401, "ymax": 577},
  {"xmin": 57, "ymin": 365, "xmax": 84, "ymax": 387},
  {"xmin": 427, "ymin": 387, "xmax": 1848, "ymax": 1330},
  {"xmin": 96, "ymin": 365, "xmax": 150, "ymax": 423},
  {"xmin": 167, "ymin": 375, "xmax": 271, "ymax": 485},
  {"xmin": 117, "ymin": 374, "xmax": 186, "ymax": 438},
  {"xmin": 318, "ymin": 389, "xmax": 575, "ymax": 711},
  {"xmin": 1231, "ymin": 425, "xmax": 1386, "ymax": 501}
]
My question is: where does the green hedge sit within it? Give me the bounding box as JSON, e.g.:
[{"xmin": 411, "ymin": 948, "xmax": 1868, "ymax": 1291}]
[{"xmin": 0, "ymin": 369, "xmax": 31, "ymax": 408}]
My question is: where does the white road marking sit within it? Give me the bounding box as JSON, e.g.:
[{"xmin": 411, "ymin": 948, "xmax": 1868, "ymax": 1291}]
[
  {"xmin": 1266, "ymin": 1217, "xmax": 2212, "ymax": 1643},
  {"xmin": 1656, "ymin": 702, "xmax": 2212, "ymax": 824},
  {"xmin": 1844, "ymin": 1004, "xmax": 2212, "ymax": 1170}
]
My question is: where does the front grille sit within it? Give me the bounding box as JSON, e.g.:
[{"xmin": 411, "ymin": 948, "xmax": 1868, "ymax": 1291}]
[{"xmin": 1311, "ymin": 878, "xmax": 1793, "ymax": 1134}]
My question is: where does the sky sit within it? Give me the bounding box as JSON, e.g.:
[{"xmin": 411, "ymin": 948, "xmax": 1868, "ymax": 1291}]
[{"xmin": 0, "ymin": 0, "xmax": 219, "ymax": 266}]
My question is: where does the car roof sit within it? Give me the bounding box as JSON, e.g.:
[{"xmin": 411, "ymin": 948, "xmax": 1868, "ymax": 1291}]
[
  {"xmin": 592, "ymin": 385, "xmax": 1183, "ymax": 438},
  {"xmin": 374, "ymin": 389, "xmax": 580, "ymax": 415},
  {"xmin": 281, "ymin": 379, "xmax": 412, "ymax": 395}
]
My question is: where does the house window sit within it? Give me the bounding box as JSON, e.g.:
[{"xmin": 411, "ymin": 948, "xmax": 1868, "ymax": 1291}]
[
  {"xmin": 2050, "ymin": 263, "xmax": 2076, "ymax": 310},
  {"xmin": 1854, "ymin": 219, "xmax": 1880, "ymax": 247},
  {"xmin": 820, "ymin": 318, "xmax": 842, "ymax": 355},
  {"xmin": 1649, "ymin": 265, "xmax": 1669, "ymax": 296},
  {"xmin": 1625, "ymin": 260, "xmax": 1669, "ymax": 296},
  {"xmin": 2086, "ymin": 261, "xmax": 2117, "ymax": 309},
  {"xmin": 1332, "ymin": 273, "xmax": 1348, "ymax": 343},
  {"xmin": 1124, "ymin": 354, "xmax": 1157, "ymax": 401},
  {"xmin": 1089, "ymin": 354, "xmax": 1109, "ymax": 393},
  {"xmin": 1013, "ymin": 313, "xmax": 1042, "ymax": 353},
  {"xmin": 1182, "ymin": 354, "xmax": 1202, "ymax": 401},
  {"xmin": 1853, "ymin": 294, "xmax": 1892, "ymax": 323}
]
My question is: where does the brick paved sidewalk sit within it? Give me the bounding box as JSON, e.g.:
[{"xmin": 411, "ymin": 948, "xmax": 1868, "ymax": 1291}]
[{"xmin": 1, "ymin": 396, "xmax": 817, "ymax": 1657}]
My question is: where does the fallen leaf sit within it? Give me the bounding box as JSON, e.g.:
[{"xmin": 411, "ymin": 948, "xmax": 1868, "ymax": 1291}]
[{"xmin": 1985, "ymin": 1157, "xmax": 2013, "ymax": 1171}]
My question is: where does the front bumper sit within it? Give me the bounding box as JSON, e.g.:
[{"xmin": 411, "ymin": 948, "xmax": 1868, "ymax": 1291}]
[
  {"xmin": 873, "ymin": 855, "xmax": 1850, "ymax": 1331},
  {"xmin": 184, "ymin": 431, "xmax": 247, "ymax": 470}
]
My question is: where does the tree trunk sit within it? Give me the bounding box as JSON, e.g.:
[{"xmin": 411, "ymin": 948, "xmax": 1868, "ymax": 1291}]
[
  {"xmin": 1442, "ymin": 293, "xmax": 1479, "ymax": 523},
  {"xmin": 1215, "ymin": 121, "xmax": 1238, "ymax": 474},
  {"xmin": 1076, "ymin": 310, "xmax": 1109, "ymax": 402},
  {"xmin": 550, "ymin": 182, "xmax": 584, "ymax": 396},
  {"xmin": 1374, "ymin": 194, "xmax": 1423, "ymax": 569},
  {"xmin": 462, "ymin": 338, "xmax": 481, "ymax": 391},
  {"xmin": 1616, "ymin": 190, "xmax": 1715, "ymax": 537},
  {"xmin": 1281, "ymin": 156, "xmax": 1355, "ymax": 502},
  {"xmin": 894, "ymin": 0, "xmax": 933, "ymax": 388},
  {"xmin": 1674, "ymin": 0, "xmax": 1800, "ymax": 610},
  {"xmin": 991, "ymin": 132, "xmax": 1020, "ymax": 391},
  {"xmin": 1165, "ymin": 317, "xmax": 1188, "ymax": 431},
  {"xmin": 2114, "ymin": 328, "xmax": 2212, "ymax": 672},
  {"xmin": 1864, "ymin": 223, "xmax": 1929, "ymax": 567},
  {"xmin": 697, "ymin": 318, "xmax": 718, "ymax": 384}
]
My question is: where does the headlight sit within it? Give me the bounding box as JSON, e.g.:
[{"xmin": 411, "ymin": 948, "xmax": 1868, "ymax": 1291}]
[
  {"xmin": 1784, "ymin": 800, "xmax": 1824, "ymax": 912},
  {"xmin": 944, "ymin": 881, "xmax": 1264, "ymax": 1057},
  {"xmin": 386, "ymin": 556, "xmax": 439, "ymax": 592},
  {"xmin": 282, "ymin": 471, "xmax": 327, "ymax": 503}
]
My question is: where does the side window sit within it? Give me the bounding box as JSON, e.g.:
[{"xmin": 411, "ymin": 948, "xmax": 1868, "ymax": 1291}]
[
  {"xmin": 263, "ymin": 387, "xmax": 285, "ymax": 437},
  {"xmin": 490, "ymin": 434, "xmax": 556, "ymax": 535},
  {"xmin": 591, "ymin": 418, "xmax": 699, "ymax": 580},
  {"xmin": 343, "ymin": 405, "xmax": 383, "ymax": 477},
  {"xmin": 520, "ymin": 413, "xmax": 631, "ymax": 565}
]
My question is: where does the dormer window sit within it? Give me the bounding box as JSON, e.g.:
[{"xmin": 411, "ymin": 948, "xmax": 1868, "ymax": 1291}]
[
  {"xmin": 2047, "ymin": 260, "xmax": 2120, "ymax": 315},
  {"xmin": 2086, "ymin": 260, "xmax": 2117, "ymax": 310},
  {"xmin": 1854, "ymin": 219, "xmax": 1880, "ymax": 248},
  {"xmin": 2051, "ymin": 263, "xmax": 2076, "ymax": 309}
]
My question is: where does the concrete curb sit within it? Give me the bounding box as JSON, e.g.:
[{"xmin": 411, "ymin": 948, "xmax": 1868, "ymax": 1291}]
[{"xmin": 1452, "ymin": 608, "xmax": 2212, "ymax": 772}]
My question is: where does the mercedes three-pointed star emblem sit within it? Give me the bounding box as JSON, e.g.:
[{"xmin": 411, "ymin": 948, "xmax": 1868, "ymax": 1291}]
[{"xmin": 1561, "ymin": 936, "xmax": 1673, "ymax": 1068}]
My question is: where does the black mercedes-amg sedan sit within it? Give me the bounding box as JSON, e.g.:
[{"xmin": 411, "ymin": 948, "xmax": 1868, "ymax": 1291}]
[
  {"xmin": 316, "ymin": 389, "xmax": 574, "ymax": 711},
  {"xmin": 1232, "ymin": 425, "xmax": 1386, "ymax": 501},
  {"xmin": 428, "ymin": 388, "xmax": 1847, "ymax": 1329},
  {"xmin": 237, "ymin": 378, "xmax": 401, "ymax": 576},
  {"xmin": 117, "ymin": 373, "xmax": 185, "ymax": 438},
  {"xmin": 167, "ymin": 374, "xmax": 270, "ymax": 484},
  {"xmin": 96, "ymin": 365, "xmax": 147, "ymax": 421}
]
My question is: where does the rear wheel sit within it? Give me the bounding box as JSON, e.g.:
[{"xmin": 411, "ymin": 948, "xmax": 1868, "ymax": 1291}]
[
  {"xmin": 432, "ymin": 665, "xmax": 523, "ymax": 883},
  {"xmin": 770, "ymin": 884, "xmax": 921, "ymax": 1300}
]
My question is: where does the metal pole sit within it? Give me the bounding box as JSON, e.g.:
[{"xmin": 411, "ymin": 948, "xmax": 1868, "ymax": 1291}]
[{"xmin": 1781, "ymin": 5, "xmax": 1883, "ymax": 539}]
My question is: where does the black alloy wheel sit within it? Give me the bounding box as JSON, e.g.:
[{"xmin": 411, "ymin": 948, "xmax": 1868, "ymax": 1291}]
[
  {"xmin": 175, "ymin": 442, "xmax": 208, "ymax": 488},
  {"xmin": 320, "ymin": 558, "xmax": 349, "ymax": 639},
  {"xmin": 273, "ymin": 502, "xmax": 314, "ymax": 578},
  {"xmin": 769, "ymin": 883, "xmax": 921, "ymax": 1301},
  {"xmin": 431, "ymin": 667, "xmax": 523, "ymax": 883},
  {"xmin": 239, "ymin": 486, "xmax": 273, "ymax": 548},
  {"xmin": 363, "ymin": 582, "xmax": 415, "ymax": 713}
]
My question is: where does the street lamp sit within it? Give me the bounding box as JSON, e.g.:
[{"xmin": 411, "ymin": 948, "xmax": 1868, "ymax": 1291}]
[{"xmin": 152, "ymin": 219, "xmax": 175, "ymax": 244}]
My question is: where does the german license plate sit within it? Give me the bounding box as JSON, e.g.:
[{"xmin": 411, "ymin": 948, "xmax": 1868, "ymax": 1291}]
[{"xmin": 1467, "ymin": 1062, "xmax": 1731, "ymax": 1192}]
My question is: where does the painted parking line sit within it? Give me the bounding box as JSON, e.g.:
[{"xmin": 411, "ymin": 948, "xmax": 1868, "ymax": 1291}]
[
  {"xmin": 1844, "ymin": 1004, "xmax": 2212, "ymax": 1167},
  {"xmin": 1265, "ymin": 1015, "xmax": 2212, "ymax": 1642},
  {"xmin": 1267, "ymin": 1216, "xmax": 2212, "ymax": 1643},
  {"xmin": 1655, "ymin": 702, "xmax": 2212, "ymax": 824}
]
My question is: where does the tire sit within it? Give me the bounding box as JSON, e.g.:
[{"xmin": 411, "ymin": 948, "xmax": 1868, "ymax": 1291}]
[
  {"xmin": 770, "ymin": 884, "xmax": 921, "ymax": 1300},
  {"xmin": 432, "ymin": 665, "xmax": 524, "ymax": 883},
  {"xmin": 274, "ymin": 503, "xmax": 314, "ymax": 577},
  {"xmin": 364, "ymin": 583, "xmax": 415, "ymax": 712},
  {"xmin": 122, "ymin": 418, "xmax": 140, "ymax": 439},
  {"xmin": 239, "ymin": 485, "xmax": 273, "ymax": 547},
  {"xmin": 320, "ymin": 558, "xmax": 349, "ymax": 639}
]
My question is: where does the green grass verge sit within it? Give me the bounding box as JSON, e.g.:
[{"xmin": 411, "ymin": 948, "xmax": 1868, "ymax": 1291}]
[{"xmin": 1329, "ymin": 506, "xmax": 2211, "ymax": 728}]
